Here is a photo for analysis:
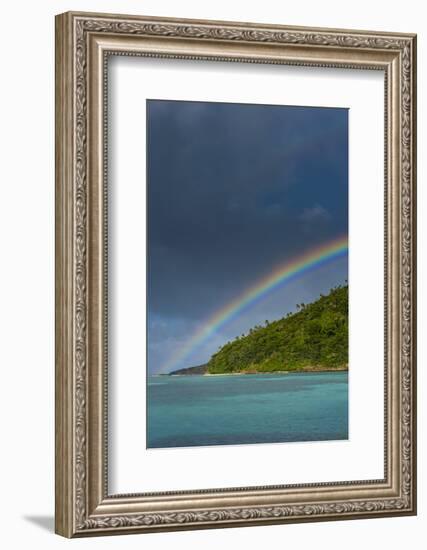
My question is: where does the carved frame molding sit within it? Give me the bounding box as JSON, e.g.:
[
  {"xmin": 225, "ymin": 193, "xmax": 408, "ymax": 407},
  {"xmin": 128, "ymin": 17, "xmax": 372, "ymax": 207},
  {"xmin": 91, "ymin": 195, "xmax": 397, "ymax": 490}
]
[{"xmin": 55, "ymin": 11, "xmax": 416, "ymax": 537}]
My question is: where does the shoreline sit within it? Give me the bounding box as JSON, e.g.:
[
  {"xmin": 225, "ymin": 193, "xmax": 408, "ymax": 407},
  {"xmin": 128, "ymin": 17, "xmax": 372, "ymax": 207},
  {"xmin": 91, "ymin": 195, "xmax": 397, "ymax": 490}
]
[
  {"xmin": 160, "ymin": 368, "xmax": 348, "ymax": 377},
  {"xmin": 205, "ymin": 368, "xmax": 348, "ymax": 376}
]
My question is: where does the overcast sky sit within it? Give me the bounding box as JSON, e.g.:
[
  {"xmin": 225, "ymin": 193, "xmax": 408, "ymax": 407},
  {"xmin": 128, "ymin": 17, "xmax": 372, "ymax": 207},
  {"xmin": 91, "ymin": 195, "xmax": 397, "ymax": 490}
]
[{"xmin": 147, "ymin": 100, "xmax": 348, "ymax": 374}]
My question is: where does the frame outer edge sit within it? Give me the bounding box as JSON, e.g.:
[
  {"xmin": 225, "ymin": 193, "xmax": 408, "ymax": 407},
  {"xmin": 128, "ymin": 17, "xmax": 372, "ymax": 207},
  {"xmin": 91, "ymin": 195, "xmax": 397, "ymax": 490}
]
[
  {"xmin": 409, "ymin": 34, "xmax": 417, "ymax": 514},
  {"xmin": 54, "ymin": 10, "xmax": 417, "ymax": 537},
  {"xmin": 55, "ymin": 12, "xmax": 76, "ymax": 538},
  {"xmin": 62, "ymin": 10, "xmax": 416, "ymax": 40}
]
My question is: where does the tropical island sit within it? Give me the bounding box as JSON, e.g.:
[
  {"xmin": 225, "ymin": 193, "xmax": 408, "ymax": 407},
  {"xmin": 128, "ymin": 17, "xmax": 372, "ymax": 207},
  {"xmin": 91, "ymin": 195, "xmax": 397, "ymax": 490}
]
[{"xmin": 169, "ymin": 284, "xmax": 348, "ymax": 375}]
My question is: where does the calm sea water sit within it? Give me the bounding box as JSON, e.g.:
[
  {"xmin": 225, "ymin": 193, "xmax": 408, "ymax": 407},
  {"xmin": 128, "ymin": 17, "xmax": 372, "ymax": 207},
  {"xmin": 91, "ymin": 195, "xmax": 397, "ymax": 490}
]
[{"xmin": 147, "ymin": 372, "xmax": 348, "ymax": 449}]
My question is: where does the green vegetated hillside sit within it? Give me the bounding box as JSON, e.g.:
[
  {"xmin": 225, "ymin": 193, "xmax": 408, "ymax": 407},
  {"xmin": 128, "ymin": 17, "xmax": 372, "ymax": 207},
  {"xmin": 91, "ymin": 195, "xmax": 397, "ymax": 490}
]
[
  {"xmin": 207, "ymin": 285, "xmax": 348, "ymax": 374},
  {"xmin": 169, "ymin": 364, "xmax": 207, "ymax": 376}
]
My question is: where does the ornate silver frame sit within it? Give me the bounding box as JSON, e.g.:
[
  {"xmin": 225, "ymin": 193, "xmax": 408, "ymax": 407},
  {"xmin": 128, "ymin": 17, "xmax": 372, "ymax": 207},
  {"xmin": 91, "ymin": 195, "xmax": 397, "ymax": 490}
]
[{"xmin": 55, "ymin": 11, "xmax": 417, "ymax": 537}]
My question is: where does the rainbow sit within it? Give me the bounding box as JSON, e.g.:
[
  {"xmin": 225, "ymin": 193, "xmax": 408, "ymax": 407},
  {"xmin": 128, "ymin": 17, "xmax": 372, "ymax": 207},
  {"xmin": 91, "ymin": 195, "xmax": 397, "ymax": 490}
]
[{"xmin": 163, "ymin": 235, "xmax": 348, "ymax": 373}]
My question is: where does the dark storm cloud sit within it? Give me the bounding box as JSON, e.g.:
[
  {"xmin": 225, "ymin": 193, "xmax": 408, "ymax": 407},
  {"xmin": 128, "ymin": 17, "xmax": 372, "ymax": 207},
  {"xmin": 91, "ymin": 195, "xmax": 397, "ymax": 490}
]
[{"xmin": 147, "ymin": 100, "xmax": 348, "ymax": 372}]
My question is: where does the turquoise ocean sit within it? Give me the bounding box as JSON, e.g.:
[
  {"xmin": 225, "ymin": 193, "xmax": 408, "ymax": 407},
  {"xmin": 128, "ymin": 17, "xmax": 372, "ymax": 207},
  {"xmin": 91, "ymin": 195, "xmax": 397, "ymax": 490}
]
[{"xmin": 147, "ymin": 372, "xmax": 348, "ymax": 448}]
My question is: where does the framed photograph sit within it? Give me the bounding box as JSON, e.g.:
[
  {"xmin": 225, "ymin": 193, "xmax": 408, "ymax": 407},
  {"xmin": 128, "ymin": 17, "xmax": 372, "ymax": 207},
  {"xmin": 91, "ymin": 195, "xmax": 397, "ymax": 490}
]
[{"xmin": 55, "ymin": 11, "xmax": 417, "ymax": 537}]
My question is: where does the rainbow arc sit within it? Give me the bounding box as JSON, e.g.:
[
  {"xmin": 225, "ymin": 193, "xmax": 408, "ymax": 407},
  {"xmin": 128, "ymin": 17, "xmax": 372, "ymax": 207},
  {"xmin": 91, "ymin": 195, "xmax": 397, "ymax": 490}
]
[{"xmin": 162, "ymin": 235, "xmax": 348, "ymax": 373}]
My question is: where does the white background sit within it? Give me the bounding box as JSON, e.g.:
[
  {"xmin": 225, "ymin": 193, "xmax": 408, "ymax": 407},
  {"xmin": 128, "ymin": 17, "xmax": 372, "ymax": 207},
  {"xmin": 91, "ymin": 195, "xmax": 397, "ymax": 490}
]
[
  {"xmin": 109, "ymin": 58, "xmax": 384, "ymax": 493},
  {"xmin": 0, "ymin": 1, "xmax": 424, "ymax": 549}
]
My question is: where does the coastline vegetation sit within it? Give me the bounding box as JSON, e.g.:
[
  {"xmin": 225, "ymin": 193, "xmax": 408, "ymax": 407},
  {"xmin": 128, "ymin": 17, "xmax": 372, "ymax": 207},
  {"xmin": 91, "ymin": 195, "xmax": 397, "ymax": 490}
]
[{"xmin": 169, "ymin": 284, "xmax": 348, "ymax": 375}]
